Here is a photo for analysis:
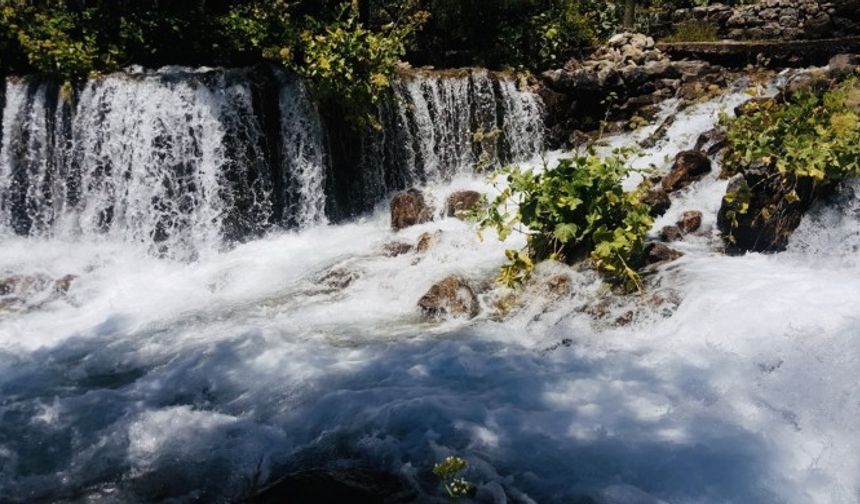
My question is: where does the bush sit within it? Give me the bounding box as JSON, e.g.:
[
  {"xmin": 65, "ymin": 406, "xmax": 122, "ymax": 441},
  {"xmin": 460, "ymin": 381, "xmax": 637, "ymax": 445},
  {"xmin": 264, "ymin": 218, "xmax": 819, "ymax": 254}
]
[
  {"xmin": 662, "ymin": 20, "xmax": 720, "ymax": 43},
  {"xmin": 478, "ymin": 151, "xmax": 654, "ymax": 291},
  {"xmin": 722, "ymin": 79, "xmax": 860, "ymax": 185},
  {"xmin": 718, "ymin": 79, "xmax": 860, "ymax": 247}
]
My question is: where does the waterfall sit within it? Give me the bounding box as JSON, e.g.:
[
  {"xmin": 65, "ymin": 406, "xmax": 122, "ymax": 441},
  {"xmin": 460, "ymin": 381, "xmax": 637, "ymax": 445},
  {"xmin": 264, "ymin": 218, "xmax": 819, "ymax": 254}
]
[
  {"xmin": 342, "ymin": 68, "xmax": 545, "ymax": 215},
  {"xmin": 0, "ymin": 67, "xmax": 545, "ymax": 255},
  {"xmin": 278, "ymin": 71, "xmax": 328, "ymax": 229},
  {"xmin": 69, "ymin": 69, "xmax": 272, "ymax": 259}
]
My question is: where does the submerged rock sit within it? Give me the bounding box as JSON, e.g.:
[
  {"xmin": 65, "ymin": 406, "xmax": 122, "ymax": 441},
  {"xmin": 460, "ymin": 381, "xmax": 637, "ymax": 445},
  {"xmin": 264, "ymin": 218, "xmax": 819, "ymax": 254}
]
[
  {"xmin": 252, "ymin": 469, "xmax": 415, "ymax": 504},
  {"xmin": 446, "ymin": 190, "xmax": 482, "ymax": 219},
  {"xmin": 317, "ymin": 267, "xmax": 359, "ymax": 291},
  {"xmin": 390, "ymin": 189, "xmax": 433, "ymax": 231},
  {"xmin": 382, "ymin": 241, "xmax": 413, "ymax": 257},
  {"xmin": 0, "ymin": 274, "xmax": 55, "ymax": 296},
  {"xmin": 662, "ymin": 150, "xmax": 712, "ymax": 193},
  {"xmin": 418, "ymin": 275, "xmax": 480, "ymax": 320}
]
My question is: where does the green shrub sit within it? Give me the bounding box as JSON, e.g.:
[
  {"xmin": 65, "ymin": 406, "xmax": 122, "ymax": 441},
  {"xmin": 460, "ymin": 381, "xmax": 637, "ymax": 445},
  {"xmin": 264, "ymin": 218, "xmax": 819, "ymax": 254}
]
[
  {"xmin": 719, "ymin": 79, "xmax": 860, "ymax": 245},
  {"xmin": 722, "ymin": 79, "xmax": 860, "ymax": 185},
  {"xmin": 478, "ymin": 151, "xmax": 654, "ymax": 292},
  {"xmin": 662, "ymin": 20, "xmax": 720, "ymax": 43}
]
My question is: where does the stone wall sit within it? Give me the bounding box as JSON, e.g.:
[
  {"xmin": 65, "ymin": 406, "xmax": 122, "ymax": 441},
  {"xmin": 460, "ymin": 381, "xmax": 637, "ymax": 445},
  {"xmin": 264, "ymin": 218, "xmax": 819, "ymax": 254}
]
[{"xmin": 669, "ymin": 0, "xmax": 860, "ymax": 40}]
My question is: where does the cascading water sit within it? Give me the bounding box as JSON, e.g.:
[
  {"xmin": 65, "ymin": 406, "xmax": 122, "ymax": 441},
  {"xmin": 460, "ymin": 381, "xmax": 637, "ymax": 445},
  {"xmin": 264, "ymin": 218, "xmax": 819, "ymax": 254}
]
[
  {"xmin": 3, "ymin": 69, "xmax": 859, "ymax": 504},
  {"xmin": 0, "ymin": 67, "xmax": 544, "ymax": 254},
  {"xmin": 344, "ymin": 69, "xmax": 544, "ymax": 213}
]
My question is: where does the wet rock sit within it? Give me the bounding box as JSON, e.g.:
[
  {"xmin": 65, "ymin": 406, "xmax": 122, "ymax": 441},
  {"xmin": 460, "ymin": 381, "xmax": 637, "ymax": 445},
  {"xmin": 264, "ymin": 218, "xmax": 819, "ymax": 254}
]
[
  {"xmin": 568, "ymin": 129, "xmax": 593, "ymax": 148},
  {"xmin": 252, "ymin": 469, "xmax": 415, "ymax": 504},
  {"xmin": 644, "ymin": 242, "xmax": 684, "ymax": 265},
  {"xmin": 54, "ymin": 274, "xmax": 77, "ymax": 294},
  {"xmin": 545, "ymin": 274, "xmax": 572, "ymax": 298},
  {"xmin": 390, "ymin": 188, "xmax": 433, "ymax": 231},
  {"xmin": 0, "ymin": 274, "xmax": 52, "ymax": 296},
  {"xmin": 677, "ymin": 210, "xmax": 703, "ymax": 233},
  {"xmin": 784, "ymin": 71, "xmax": 832, "ymax": 98},
  {"xmin": 640, "ymin": 189, "xmax": 672, "ymax": 217},
  {"xmin": 446, "ymin": 190, "xmax": 482, "ymax": 219},
  {"xmin": 418, "ymin": 275, "xmax": 480, "ymax": 320},
  {"xmin": 662, "ymin": 151, "xmax": 712, "ymax": 193},
  {"xmin": 416, "ymin": 230, "xmax": 442, "ymax": 253},
  {"xmin": 317, "ymin": 267, "xmax": 358, "ymax": 291},
  {"xmin": 828, "ymin": 54, "xmax": 860, "ymax": 79},
  {"xmin": 695, "ymin": 128, "xmax": 729, "ymax": 157},
  {"xmin": 660, "ymin": 225, "xmax": 684, "ymax": 242},
  {"xmin": 717, "ymin": 171, "xmax": 829, "ymax": 254},
  {"xmin": 648, "ymin": 288, "xmax": 683, "ymax": 317},
  {"xmin": 382, "ymin": 241, "xmax": 413, "ymax": 257}
]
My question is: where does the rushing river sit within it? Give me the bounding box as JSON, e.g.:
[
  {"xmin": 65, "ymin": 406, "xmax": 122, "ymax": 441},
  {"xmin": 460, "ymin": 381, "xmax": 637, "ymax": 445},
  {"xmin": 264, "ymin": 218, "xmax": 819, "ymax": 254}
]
[{"xmin": 0, "ymin": 68, "xmax": 859, "ymax": 503}]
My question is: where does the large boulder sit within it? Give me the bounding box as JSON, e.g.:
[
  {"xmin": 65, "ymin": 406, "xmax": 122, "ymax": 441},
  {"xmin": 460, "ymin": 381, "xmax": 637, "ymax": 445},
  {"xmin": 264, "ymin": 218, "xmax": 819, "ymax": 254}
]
[
  {"xmin": 446, "ymin": 190, "xmax": 482, "ymax": 219},
  {"xmin": 390, "ymin": 189, "xmax": 433, "ymax": 231},
  {"xmin": 716, "ymin": 171, "xmax": 831, "ymax": 254},
  {"xmin": 418, "ymin": 275, "xmax": 480, "ymax": 320},
  {"xmin": 662, "ymin": 151, "xmax": 712, "ymax": 193}
]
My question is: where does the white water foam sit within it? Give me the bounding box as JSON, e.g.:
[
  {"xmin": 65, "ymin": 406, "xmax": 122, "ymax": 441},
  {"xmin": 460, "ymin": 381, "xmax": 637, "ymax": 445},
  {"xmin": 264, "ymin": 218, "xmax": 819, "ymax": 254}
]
[{"xmin": 0, "ymin": 80, "xmax": 859, "ymax": 503}]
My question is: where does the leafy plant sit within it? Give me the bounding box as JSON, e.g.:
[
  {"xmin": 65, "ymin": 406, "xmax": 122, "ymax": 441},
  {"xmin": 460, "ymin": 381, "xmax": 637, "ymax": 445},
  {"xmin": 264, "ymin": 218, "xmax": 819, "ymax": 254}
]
[
  {"xmin": 478, "ymin": 151, "xmax": 654, "ymax": 292},
  {"xmin": 719, "ymin": 78, "xmax": 860, "ymax": 245},
  {"xmin": 433, "ymin": 456, "xmax": 476, "ymax": 499},
  {"xmin": 722, "ymin": 79, "xmax": 860, "ymax": 185}
]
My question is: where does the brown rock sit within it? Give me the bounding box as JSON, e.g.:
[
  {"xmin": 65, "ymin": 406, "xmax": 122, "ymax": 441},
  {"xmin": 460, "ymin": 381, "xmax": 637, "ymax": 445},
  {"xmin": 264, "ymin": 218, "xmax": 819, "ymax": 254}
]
[
  {"xmin": 0, "ymin": 274, "xmax": 52, "ymax": 296},
  {"xmin": 677, "ymin": 210, "xmax": 703, "ymax": 233},
  {"xmin": 662, "ymin": 151, "xmax": 712, "ymax": 193},
  {"xmin": 418, "ymin": 275, "xmax": 480, "ymax": 320},
  {"xmin": 446, "ymin": 191, "xmax": 482, "ymax": 219},
  {"xmin": 640, "ymin": 189, "xmax": 672, "ymax": 217},
  {"xmin": 785, "ymin": 71, "xmax": 832, "ymax": 98},
  {"xmin": 318, "ymin": 268, "xmax": 358, "ymax": 291},
  {"xmin": 390, "ymin": 188, "xmax": 433, "ymax": 230},
  {"xmin": 382, "ymin": 241, "xmax": 413, "ymax": 257},
  {"xmin": 416, "ymin": 230, "xmax": 442, "ymax": 253},
  {"xmin": 660, "ymin": 225, "xmax": 684, "ymax": 242},
  {"xmin": 545, "ymin": 274, "xmax": 572, "ymax": 298},
  {"xmin": 828, "ymin": 54, "xmax": 860, "ymax": 79},
  {"xmin": 644, "ymin": 243, "xmax": 684, "ymax": 265}
]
